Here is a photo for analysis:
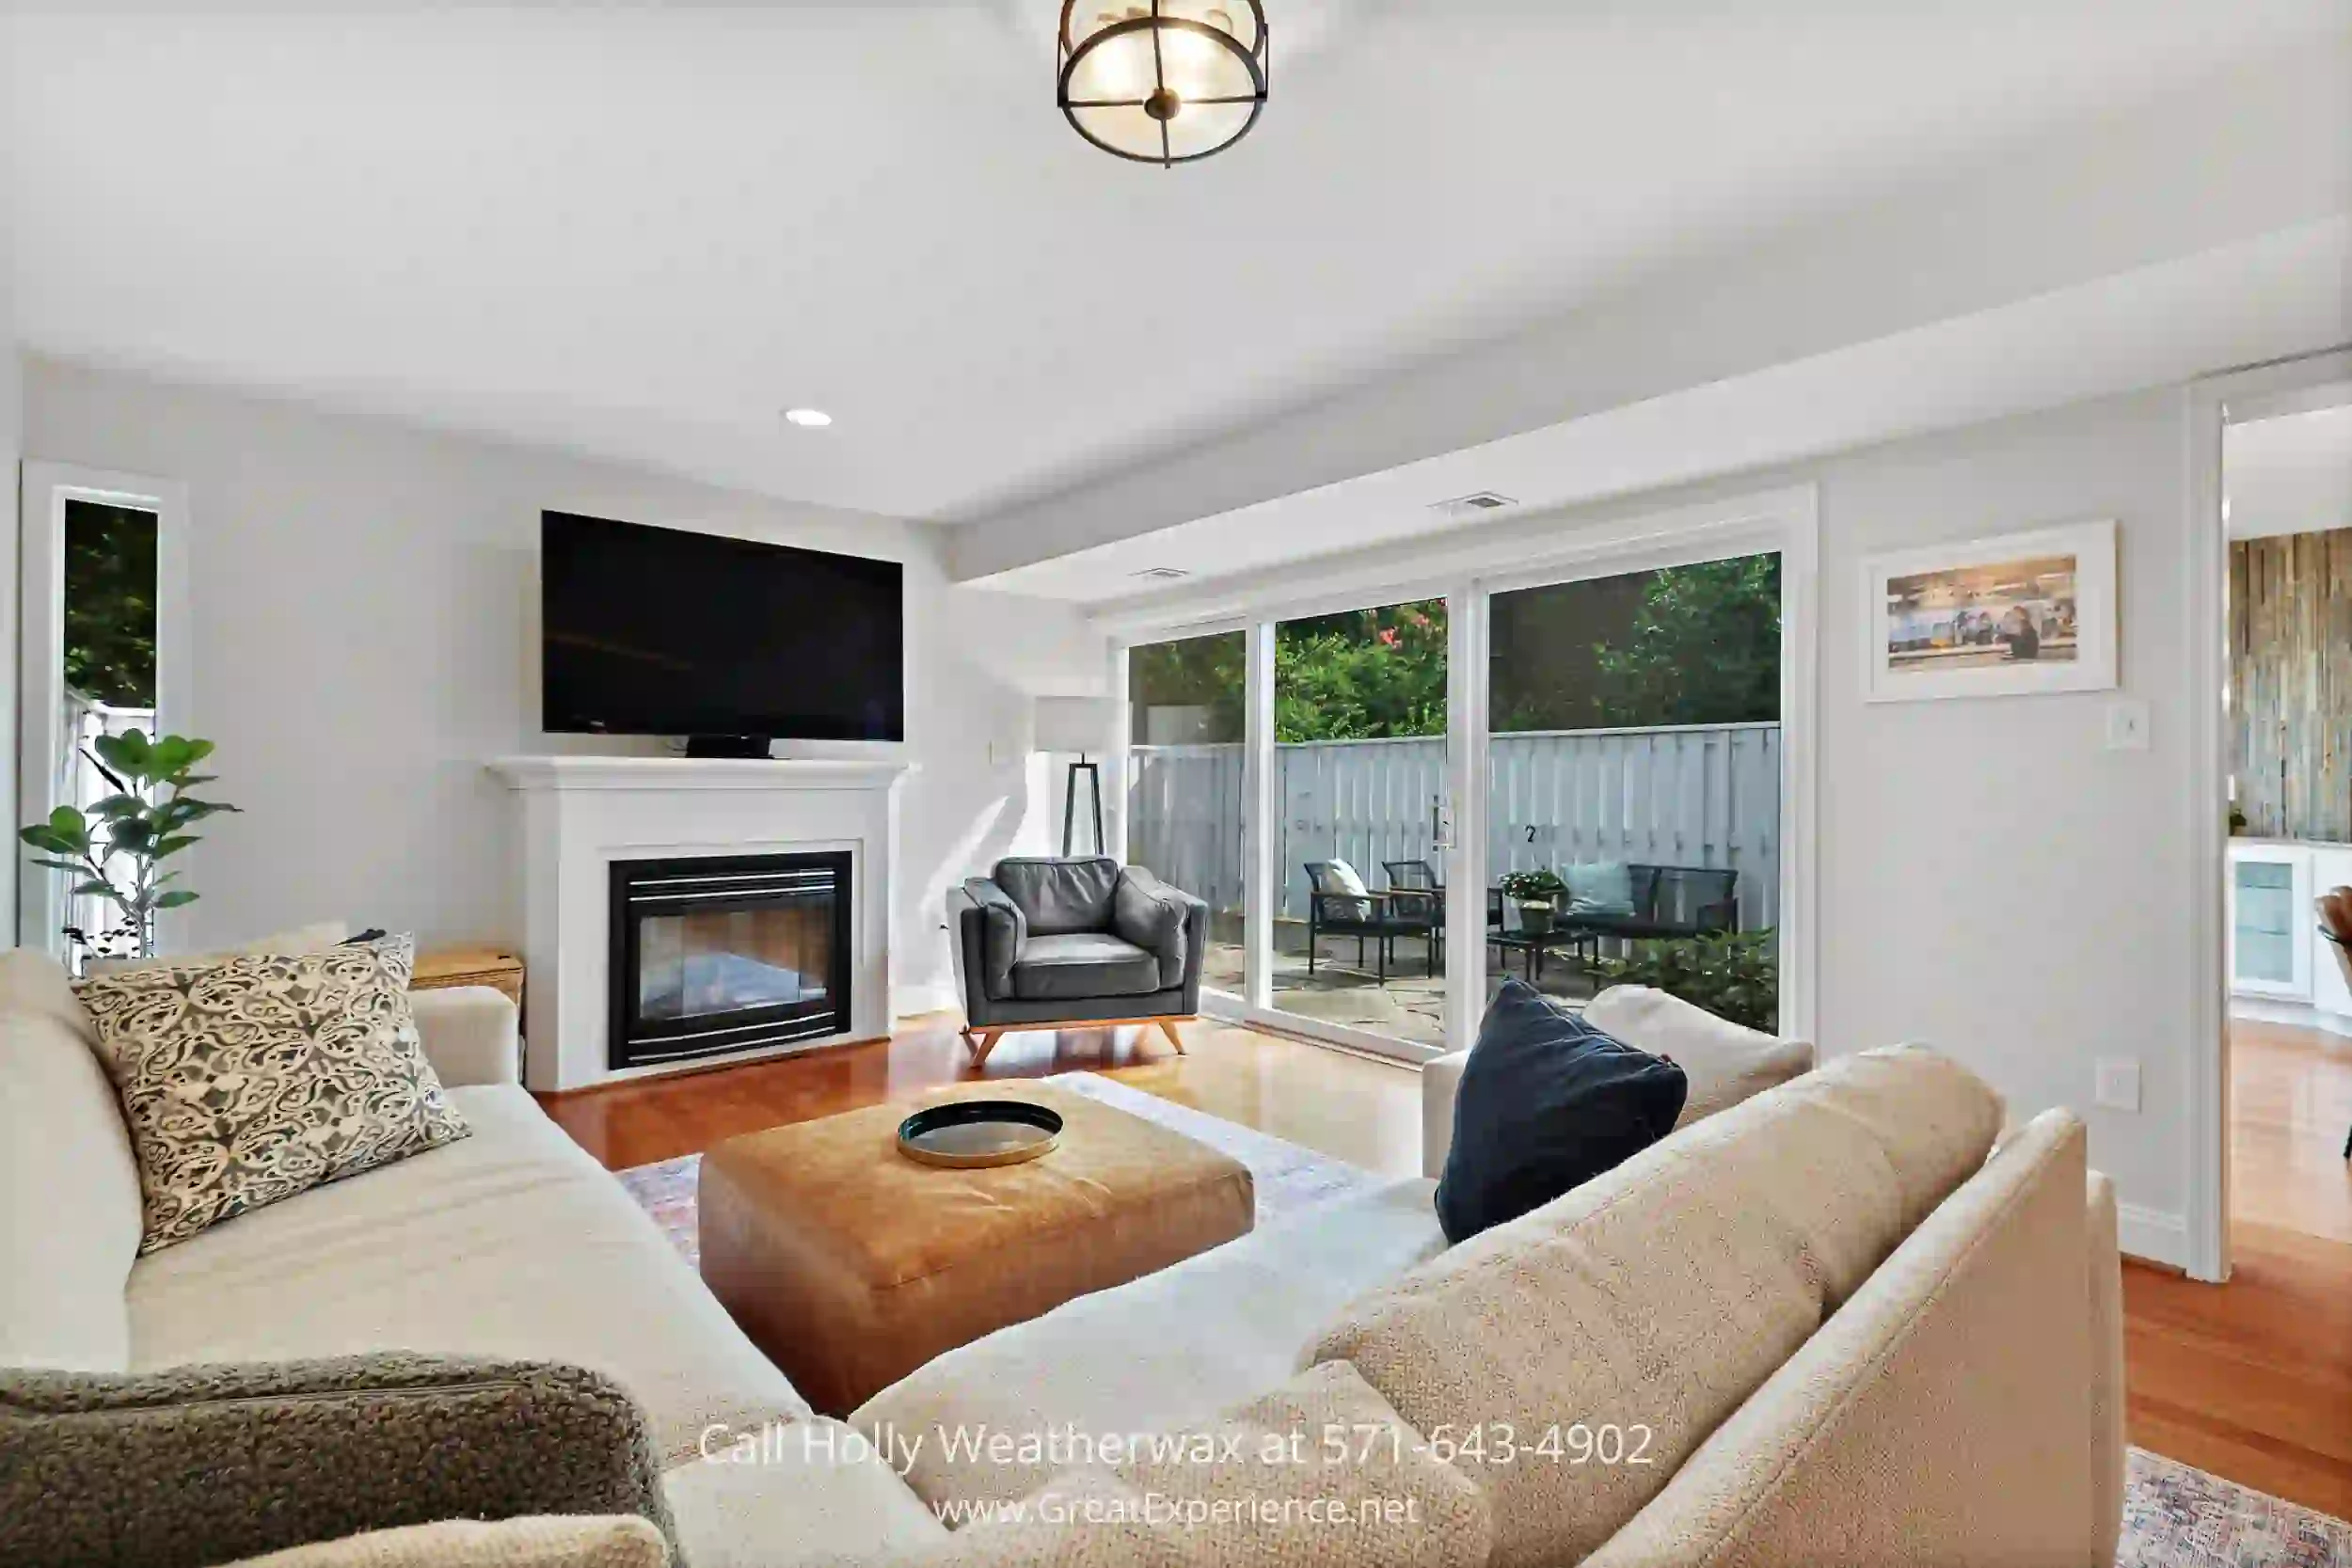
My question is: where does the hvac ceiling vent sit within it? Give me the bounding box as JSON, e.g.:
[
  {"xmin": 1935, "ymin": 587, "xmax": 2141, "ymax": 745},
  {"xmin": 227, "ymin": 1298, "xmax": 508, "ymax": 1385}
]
[
  {"xmin": 1129, "ymin": 566, "xmax": 1190, "ymax": 582},
  {"xmin": 1430, "ymin": 491, "xmax": 1517, "ymax": 520}
]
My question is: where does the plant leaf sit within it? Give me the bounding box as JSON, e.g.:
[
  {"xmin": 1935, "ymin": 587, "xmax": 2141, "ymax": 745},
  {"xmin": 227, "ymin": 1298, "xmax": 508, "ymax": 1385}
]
[
  {"xmin": 80, "ymin": 745, "xmax": 131, "ymax": 794},
  {"xmin": 154, "ymin": 890, "xmax": 199, "ymax": 909},
  {"xmin": 151, "ymin": 834, "xmax": 202, "ymax": 859},
  {"xmin": 94, "ymin": 730, "xmax": 151, "ymax": 782}
]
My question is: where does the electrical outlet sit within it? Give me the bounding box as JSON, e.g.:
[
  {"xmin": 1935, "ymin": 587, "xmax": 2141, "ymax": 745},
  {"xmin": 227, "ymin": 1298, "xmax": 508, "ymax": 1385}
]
[
  {"xmin": 2094, "ymin": 1057, "xmax": 2141, "ymax": 1113},
  {"xmin": 2104, "ymin": 698, "xmax": 2151, "ymax": 752}
]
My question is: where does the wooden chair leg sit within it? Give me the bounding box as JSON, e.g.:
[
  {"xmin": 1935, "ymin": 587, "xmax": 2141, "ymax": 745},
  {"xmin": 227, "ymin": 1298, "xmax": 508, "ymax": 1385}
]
[
  {"xmin": 1155, "ymin": 1019, "xmax": 1186, "ymax": 1054},
  {"xmin": 964, "ymin": 1029, "xmax": 1004, "ymax": 1066}
]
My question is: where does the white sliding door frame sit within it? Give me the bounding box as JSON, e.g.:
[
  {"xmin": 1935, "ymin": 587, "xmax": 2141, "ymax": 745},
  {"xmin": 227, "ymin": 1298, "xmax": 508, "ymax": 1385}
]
[
  {"xmin": 1102, "ymin": 482, "xmax": 1820, "ymax": 1064},
  {"xmin": 16, "ymin": 463, "xmax": 192, "ymax": 956}
]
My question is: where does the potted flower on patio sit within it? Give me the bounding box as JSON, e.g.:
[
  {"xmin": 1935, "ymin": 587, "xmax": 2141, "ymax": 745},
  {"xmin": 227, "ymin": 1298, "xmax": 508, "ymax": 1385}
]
[{"xmin": 1497, "ymin": 867, "xmax": 1566, "ymax": 936}]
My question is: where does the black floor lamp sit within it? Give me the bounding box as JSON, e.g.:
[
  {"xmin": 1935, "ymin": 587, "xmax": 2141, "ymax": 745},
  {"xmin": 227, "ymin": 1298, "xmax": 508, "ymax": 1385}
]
[{"xmin": 1035, "ymin": 697, "xmax": 1116, "ymax": 857}]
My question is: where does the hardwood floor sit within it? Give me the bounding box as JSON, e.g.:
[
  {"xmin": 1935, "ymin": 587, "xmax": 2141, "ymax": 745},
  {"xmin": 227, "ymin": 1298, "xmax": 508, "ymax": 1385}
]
[
  {"xmin": 540, "ymin": 1011, "xmax": 2352, "ymax": 1521},
  {"xmin": 2229, "ymin": 1017, "xmax": 2352, "ymax": 1245},
  {"xmin": 2120, "ymin": 1016, "xmax": 2352, "ymax": 1519},
  {"xmin": 541, "ymin": 1014, "xmax": 1424, "ymax": 1178},
  {"xmin": 2125, "ymin": 1223, "xmax": 2352, "ymax": 1521}
]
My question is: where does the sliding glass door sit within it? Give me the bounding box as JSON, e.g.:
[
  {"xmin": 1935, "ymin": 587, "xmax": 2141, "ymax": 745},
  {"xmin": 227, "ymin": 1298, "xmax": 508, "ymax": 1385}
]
[
  {"xmin": 1124, "ymin": 630, "xmax": 1249, "ymax": 1000},
  {"xmin": 1266, "ymin": 598, "xmax": 1451, "ymax": 1050},
  {"xmin": 1115, "ymin": 515, "xmax": 1804, "ymax": 1062},
  {"xmin": 1485, "ymin": 553, "xmax": 1784, "ymax": 1031}
]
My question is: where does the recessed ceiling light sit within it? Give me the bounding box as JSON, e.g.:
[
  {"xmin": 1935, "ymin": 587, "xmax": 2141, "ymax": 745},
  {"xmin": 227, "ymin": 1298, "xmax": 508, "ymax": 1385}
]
[{"xmin": 783, "ymin": 408, "xmax": 834, "ymax": 428}]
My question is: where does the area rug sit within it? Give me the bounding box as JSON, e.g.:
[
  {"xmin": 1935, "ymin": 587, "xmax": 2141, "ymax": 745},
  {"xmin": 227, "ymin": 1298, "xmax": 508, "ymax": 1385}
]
[
  {"xmin": 613, "ymin": 1070, "xmax": 1391, "ymax": 1270},
  {"xmin": 2122, "ymin": 1448, "xmax": 2352, "ymax": 1567},
  {"xmin": 612, "ymin": 1086, "xmax": 2352, "ymax": 1564}
]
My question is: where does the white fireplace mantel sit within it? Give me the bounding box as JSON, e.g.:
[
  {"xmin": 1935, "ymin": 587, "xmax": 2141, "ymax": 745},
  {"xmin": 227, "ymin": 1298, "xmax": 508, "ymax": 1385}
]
[{"xmin": 488, "ymin": 754, "xmax": 912, "ymax": 1092}]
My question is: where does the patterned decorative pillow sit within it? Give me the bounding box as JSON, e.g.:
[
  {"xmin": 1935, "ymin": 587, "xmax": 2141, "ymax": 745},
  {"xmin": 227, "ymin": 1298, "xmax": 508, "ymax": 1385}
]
[{"xmin": 74, "ymin": 934, "xmax": 469, "ymax": 1253}]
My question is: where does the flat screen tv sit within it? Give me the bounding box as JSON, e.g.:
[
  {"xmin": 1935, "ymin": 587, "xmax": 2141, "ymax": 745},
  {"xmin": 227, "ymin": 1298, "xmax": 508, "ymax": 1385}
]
[{"xmin": 541, "ymin": 511, "xmax": 904, "ymax": 751}]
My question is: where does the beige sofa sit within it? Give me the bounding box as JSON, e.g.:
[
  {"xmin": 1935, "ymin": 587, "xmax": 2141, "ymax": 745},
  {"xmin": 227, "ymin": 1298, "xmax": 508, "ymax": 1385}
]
[{"xmin": 3, "ymin": 957, "xmax": 2124, "ymax": 1566}]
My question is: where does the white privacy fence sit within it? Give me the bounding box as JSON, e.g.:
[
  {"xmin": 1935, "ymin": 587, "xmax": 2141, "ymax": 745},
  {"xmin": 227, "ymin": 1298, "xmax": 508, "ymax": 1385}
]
[{"xmin": 1127, "ymin": 722, "xmax": 1781, "ymax": 932}]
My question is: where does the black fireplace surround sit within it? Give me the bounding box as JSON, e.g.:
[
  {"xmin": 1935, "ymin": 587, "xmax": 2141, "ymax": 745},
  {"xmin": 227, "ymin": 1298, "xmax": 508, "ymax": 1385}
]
[{"xmin": 608, "ymin": 851, "xmax": 851, "ymax": 1070}]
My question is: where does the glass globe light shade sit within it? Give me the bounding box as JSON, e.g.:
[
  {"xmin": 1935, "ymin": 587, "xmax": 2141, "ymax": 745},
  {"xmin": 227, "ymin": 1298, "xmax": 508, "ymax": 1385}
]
[{"xmin": 1058, "ymin": 1, "xmax": 1269, "ymax": 166}]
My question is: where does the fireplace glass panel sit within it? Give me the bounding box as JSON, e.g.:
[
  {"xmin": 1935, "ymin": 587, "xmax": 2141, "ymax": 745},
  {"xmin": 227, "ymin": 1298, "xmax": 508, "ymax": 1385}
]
[
  {"xmin": 609, "ymin": 850, "xmax": 852, "ymax": 1069},
  {"xmin": 636, "ymin": 902, "xmax": 833, "ymax": 1023}
]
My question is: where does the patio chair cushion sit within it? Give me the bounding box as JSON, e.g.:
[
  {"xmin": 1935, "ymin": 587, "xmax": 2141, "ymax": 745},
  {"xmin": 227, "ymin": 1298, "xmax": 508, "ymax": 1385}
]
[
  {"xmin": 1009, "ymin": 934, "xmax": 1162, "ymax": 1002},
  {"xmin": 1564, "ymin": 861, "xmax": 1636, "ymax": 917},
  {"xmin": 991, "ymin": 857, "xmax": 1120, "ymax": 937},
  {"xmin": 1308, "ymin": 862, "xmax": 1375, "ymax": 923},
  {"xmin": 1434, "ymin": 979, "xmax": 1686, "ymax": 1244}
]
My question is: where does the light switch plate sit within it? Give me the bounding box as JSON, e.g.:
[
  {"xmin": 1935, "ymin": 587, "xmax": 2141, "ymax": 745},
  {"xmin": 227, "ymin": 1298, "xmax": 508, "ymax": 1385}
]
[
  {"xmin": 2094, "ymin": 1057, "xmax": 2142, "ymax": 1112},
  {"xmin": 2104, "ymin": 698, "xmax": 2151, "ymax": 752}
]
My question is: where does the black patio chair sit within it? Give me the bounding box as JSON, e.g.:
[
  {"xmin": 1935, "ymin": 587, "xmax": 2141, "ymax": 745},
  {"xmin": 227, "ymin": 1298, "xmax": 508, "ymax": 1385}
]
[
  {"xmin": 1381, "ymin": 858, "xmax": 1505, "ymax": 967},
  {"xmin": 1304, "ymin": 860, "xmax": 1438, "ymax": 982}
]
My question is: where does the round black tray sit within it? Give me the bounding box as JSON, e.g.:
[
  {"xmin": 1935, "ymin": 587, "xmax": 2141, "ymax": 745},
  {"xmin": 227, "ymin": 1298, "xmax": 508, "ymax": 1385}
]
[{"xmin": 896, "ymin": 1100, "xmax": 1064, "ymax": 1169}]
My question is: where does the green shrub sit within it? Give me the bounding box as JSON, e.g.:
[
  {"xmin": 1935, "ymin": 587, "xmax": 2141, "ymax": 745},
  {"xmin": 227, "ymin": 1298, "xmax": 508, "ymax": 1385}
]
[{"xmin": 1594, "ymin": 928, "xmax": 1778, "ymax": 1033}]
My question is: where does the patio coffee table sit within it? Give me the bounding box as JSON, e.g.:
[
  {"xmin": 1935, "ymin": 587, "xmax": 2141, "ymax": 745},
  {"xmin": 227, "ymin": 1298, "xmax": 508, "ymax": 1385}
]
[
  {"xmin": 1491, "ymin": 922, "xmax": 1594, "ymax": 984},
  {"xmin": 697, "ymin": 1081, "xmax": 1255, "ymax": 1416}
]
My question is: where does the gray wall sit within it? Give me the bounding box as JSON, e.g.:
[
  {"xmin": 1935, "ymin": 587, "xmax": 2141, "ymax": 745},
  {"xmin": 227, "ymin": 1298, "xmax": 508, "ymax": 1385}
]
[
  {"xmin": 1809, "ymin": 389, "xmax": 2195, "ymax": 1255},
  {"xmin": 21, "ymin": 357, "xmax": 1103, "ymax": 1008}
]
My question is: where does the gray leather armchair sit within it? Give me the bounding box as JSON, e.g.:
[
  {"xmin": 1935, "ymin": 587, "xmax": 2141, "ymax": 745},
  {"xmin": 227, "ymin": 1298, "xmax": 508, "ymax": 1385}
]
[{"xmin": 946, "ymin": 856, "xmax": 1209, "ymax": 1065}]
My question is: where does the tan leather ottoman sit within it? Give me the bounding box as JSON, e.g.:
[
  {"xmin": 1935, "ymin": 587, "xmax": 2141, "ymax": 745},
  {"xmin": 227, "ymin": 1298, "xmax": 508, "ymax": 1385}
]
[{"xmin": 698, "ymin": 1082, "xmax": 1255, "ymax": 1417}]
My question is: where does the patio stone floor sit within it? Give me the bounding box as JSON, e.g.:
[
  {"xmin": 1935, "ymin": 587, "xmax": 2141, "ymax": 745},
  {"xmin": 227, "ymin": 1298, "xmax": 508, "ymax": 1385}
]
[{"xmin": 1200, "ymin": 934, "xmax": 1598, "ymax": 1051}]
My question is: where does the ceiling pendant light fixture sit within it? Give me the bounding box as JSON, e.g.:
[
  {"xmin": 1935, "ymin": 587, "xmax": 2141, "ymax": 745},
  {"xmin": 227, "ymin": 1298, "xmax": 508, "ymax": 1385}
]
[{"xmin": 1058, "ymin": 2, "xmax": 1269, "ymax": 168}]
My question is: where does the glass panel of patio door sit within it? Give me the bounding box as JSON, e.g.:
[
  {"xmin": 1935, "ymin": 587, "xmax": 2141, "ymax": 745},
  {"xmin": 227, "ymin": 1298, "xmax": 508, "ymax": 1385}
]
[
  {"xmin": 1269, "ymin": 598, "xmax": 1449, "ymax": 1050},
  {"xmin": 1486, "ymin": 554, "xmax": 1783, "ymax": 1030},
  {"xmin": 1125, "ymin": 631, "xmax": 1248, "ymax": 999}
]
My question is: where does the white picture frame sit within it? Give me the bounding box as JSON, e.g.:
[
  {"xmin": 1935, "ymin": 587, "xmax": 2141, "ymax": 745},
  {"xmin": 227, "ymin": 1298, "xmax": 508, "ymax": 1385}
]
[{"xmin": 1862, "ymin": 519, "xmax": 2118, "ymax": 703}]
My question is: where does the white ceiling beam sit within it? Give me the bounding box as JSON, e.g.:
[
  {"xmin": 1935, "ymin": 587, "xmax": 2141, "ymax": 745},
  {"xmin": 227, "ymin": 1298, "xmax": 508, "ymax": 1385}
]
[{"xmin": 947, "ymin": 44, "xmax": 2352, "ymax": 587}]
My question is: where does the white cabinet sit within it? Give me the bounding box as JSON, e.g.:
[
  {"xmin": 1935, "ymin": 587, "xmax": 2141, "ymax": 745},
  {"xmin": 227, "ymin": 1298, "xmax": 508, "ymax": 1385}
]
[
  {"xmin": 2229, "ymin": 842, "xmax": 2314, "ymax": 1002},
  {"xmin": 2227, "ymin": 840, "xmax": 2352, "ymax": 1017}
]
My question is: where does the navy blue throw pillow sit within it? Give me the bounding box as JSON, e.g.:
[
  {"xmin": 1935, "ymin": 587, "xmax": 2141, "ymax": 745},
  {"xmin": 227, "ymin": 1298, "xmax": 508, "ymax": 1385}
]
[{"xmin": 1435, "ymin": 978, "xmax": 1688, "ymax": 1244}]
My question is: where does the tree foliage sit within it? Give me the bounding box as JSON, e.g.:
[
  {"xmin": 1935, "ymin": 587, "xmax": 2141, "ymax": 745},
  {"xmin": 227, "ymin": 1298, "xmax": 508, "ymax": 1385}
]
[
  {"xmin": 1592, "ymin": 556, "xmax": 1780, "ymax": 726},
  {"xmin": 1272, "ymin": 602, "xmax": 1446, "ymax": 741},
  {"xmin": 64, "ymin": 502, "xmax": 159, "ymax": 709},
  {"xmin": 1124, "ymin": 557, "xmax": 1778, "ymax": 744}
]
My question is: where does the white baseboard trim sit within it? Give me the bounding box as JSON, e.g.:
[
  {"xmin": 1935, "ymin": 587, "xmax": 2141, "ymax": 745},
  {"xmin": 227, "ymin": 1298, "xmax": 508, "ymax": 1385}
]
[
  {"xmin": 891, "ymin": 976, "xmax": 961, "ymax": 1021},
  {"xmin": 2118, "ymin": 1203, "xmax": 2189, "ymax": 1270}
]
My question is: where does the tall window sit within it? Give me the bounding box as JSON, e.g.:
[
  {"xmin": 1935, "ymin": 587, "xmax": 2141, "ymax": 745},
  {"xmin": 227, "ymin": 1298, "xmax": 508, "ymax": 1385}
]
[{"xmin": 57, "ymin": 499, "xmax": 164, "ymax": 949}]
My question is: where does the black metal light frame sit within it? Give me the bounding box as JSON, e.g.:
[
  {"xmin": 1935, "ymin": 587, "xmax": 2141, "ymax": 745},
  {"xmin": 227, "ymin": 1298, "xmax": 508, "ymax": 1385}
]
[{"xmin": 1057, "ymin": 0, "xmax": 1270, "ymax": 168}]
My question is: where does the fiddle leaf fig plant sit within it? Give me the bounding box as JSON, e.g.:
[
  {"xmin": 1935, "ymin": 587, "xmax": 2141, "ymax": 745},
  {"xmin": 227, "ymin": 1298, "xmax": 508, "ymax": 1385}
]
[{"xmin": 19, "ymin": 731, "xmax": 240, "ymax": 958}]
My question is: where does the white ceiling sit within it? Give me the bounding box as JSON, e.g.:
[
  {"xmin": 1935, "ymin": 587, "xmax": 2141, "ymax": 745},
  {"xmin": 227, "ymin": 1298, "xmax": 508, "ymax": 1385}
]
[
  {"xmin": 13, "ymin": 3, "xmax": 2350, "ymax": 538},
  {"xmin": 2227, "ymin": 398, "xmax": 2352, "ymax": 541}
]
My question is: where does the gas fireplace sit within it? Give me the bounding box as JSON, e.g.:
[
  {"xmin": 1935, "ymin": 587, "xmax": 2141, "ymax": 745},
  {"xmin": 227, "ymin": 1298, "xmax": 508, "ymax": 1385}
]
[{"xmin": 608, "ymin": 851, "xmax": 851, "ymax": 1069}]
